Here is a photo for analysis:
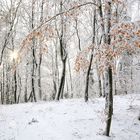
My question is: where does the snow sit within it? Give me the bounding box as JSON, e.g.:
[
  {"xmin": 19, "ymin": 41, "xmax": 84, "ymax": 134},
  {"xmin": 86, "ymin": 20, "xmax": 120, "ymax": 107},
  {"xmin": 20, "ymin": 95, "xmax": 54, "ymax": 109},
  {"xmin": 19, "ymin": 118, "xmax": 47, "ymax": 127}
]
[{"xmin": 0, "ymin": 94, "xmax": 140, "ymax": 140}]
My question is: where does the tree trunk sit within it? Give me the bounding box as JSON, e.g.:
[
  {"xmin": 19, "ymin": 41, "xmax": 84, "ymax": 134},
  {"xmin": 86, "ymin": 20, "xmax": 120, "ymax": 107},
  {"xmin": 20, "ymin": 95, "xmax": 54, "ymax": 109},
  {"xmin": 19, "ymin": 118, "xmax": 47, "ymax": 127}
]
[
  {"xmin": 56, "ymin": 1, "xmax": 67, "ymax": 101},
  {"xmin": 56, "ymin": 58, "xmax": 67, "ymax": 100},
  {"xmin": 38, "ymin": 0, "xmax": 44, "ymax": 100},
  {"xmin": 14, "ymin": 69, "xmax": 17, "ymax": 103},
  {"xmin": 104, "ymin": 2, "xmax": 113, "ymax": 136},
  {"xmin": 85, "ymin": 6, "xmax": 96, "ymax": 102},
  {"xmin": 96, "ymin": 61, "xmax": 102, "ymax": 97},
  {"xmin": 85, "ymin": 53, "xmax": 93, "ymax": 102},
  {"xmin": 30, "ymin": 0, "xmax": 37, "ymax": 102},
  {"xmin": 104, "ymin": 67, "xmax": 113, "ymax": 136}
]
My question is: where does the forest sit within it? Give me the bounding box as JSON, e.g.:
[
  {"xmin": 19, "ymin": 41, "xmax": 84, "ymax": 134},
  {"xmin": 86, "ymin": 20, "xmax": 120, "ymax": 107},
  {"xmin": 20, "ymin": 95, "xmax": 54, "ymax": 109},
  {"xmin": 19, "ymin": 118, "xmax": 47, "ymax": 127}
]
[{"xmin": 0, "ymin": 0, "xmax": 140, "ymax": 139}]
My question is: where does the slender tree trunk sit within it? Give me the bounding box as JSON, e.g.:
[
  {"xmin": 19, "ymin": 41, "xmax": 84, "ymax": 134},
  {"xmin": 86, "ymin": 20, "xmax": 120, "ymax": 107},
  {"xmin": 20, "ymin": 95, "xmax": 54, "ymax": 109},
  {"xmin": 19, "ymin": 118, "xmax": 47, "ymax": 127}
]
[
  {"xmin": 98, "ymin": 0, "xmax": 107, "ymax": 98},
  {"xmin": 96, "ymin": 62, "xmax": 102, "ymax": 97},
  {"xmin": 30, "ymin": 0, "xmax": 37, "ymax": 102},
  {"xmin": 0, "ymin": 82, "xmax": 3, "ymax": 104},
  {"xmin": 56, "ymin": 1, "xmax": 67, "ymax": 101},
  {"xmin": 104, "ymin": 67, "xmax": 113, "ymax": 136},
  {"xmin": 14, "ymin": 68, "xmax": 17, "ymax": 103},
  {"xmin": 52, "ymin": 39, "xmax": 59, "ymax": 100},
  {"xmin": 114, "ymin": 79, "xmax": 117, "ymax": 95},
  {"xmin": 130, "ymin": 60, "xmax": 133, "ymax": 93},
  {"xmin": 85, "ymin": 52, "xmax": 93, "ymax": 102},
  {"xmin": 24, "ymin": 63, "xmax": 28, "ymax": 102},
  {"xmin": 75, "ymin": 18, "xmax": 81, "ymax": 51},
  {"xmin": 104, "ymin": 2, "xmax": 113, "ymax": 136},
  {"xmin": 1, "ymin": 64, "xmax": 5, "ymax": 104},
  {"xmin": 85, "ymin": 6, "xmax": 96, "ymax": 102},
  {"xmin": 68, "ymin": 55, "xmax": 73, "ymax": 98},
  {"xmin": 38, "ymin": 0, "xmax": 44, "ymax": 100},
  {"xmin": 57, "ymin": 57, "xmax": 67, "ymax": 100},
  {"xmin": 17, "ymin": 74, "xmax": 21, "ymax": 103},
  {"xmin": 6, "ymin": 65, "xmax": 10, "ymax": 104}
]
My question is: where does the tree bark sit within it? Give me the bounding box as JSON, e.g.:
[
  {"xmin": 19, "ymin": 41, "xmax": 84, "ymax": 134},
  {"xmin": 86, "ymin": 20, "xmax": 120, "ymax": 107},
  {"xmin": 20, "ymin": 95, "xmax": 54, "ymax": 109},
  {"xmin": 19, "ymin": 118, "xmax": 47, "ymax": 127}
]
[
  {"xmin": 104, "ymin": 2, "xmax": 113, "ymax": 136},
  {"xmin": 31, "ymin": 0, "xmax": 37, "ymax": 102},
  {"xmin": 85, "ymin": 6, "xmax": 96, "ymax": 102},
  {"xmin": 56, "ymin": 1, "xmax": 67, "ymax": 101},
  {"xmin": 104, "ymin": 67, "xmax": 113, "ymax": 136}
]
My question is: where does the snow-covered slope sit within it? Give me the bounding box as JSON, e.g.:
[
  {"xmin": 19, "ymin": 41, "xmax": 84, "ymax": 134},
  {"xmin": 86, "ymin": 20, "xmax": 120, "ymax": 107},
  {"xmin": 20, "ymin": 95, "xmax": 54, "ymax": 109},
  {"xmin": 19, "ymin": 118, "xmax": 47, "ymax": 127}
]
[{"xmin": 0, "ymin": 94, "xmax": 140, "ymax": 140}]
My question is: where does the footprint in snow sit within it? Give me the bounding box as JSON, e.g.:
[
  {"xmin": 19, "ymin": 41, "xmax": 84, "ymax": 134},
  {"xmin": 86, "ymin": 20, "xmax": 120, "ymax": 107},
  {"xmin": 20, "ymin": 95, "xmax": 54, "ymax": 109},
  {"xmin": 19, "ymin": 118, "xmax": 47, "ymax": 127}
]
[{"xmin": 28, "ymin": 118, "xmax": 39, "ymax": 125}]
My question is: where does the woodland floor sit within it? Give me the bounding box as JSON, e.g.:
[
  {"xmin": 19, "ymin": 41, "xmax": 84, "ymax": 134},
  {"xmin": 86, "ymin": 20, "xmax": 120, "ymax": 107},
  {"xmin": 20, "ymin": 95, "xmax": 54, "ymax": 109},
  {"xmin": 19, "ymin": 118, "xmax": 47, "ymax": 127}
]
[{"xmin": 0, "ymin": 94, "xmax": 140, "ymax": 140}]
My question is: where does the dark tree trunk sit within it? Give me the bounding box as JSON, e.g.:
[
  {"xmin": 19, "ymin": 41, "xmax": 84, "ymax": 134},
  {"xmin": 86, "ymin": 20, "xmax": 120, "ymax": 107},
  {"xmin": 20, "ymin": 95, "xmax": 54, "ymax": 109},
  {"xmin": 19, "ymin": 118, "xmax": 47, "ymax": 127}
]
[
  {"xmin": 56, "ymin": 1, "xmax": 67, "ymax": 101},
  {"xmin": 85, "ymin": 53, "xmax": 93, "ymax": 102},
  {"xmin": 104, "ymin": 67, "xmax": 113, "ymax": 136},
  {"xmin": 104, "ymin": 2, "xmax": 113, "ymax": 136},
  {"xmin": 56, "ymin": 52, "xmax": 67, "ymax": 100},
  {"xmin": 56, "ymin": 58, "xmax": 67, "ymax": 100},
  {"xmin": 24, "ymin": 63, "xmax": 28, "ymax": 102},
  {"xmin": 30, "ymin": 0, "xmax": 37, "ymax": 102},
  {"xmin": 85, "ymin": 7, "xmax": 96, "ymax": 102},
  {"xmin": 0, "ymin": 82, "xmax": 3, "ymax": 104},
  {"xmin": 14, "ymin": 69, "xmax": 17, "ymax": 103},
  {"xmin": 98, "ymin": 76, "xmax": 102, "ymax": 97},
  {"xmin": 38, "ymin": 52, "xmax": 42, "ymax": 100},
  {"xmin": 38, "ymin": 0, "xmax": 44, "ymax": 100}
]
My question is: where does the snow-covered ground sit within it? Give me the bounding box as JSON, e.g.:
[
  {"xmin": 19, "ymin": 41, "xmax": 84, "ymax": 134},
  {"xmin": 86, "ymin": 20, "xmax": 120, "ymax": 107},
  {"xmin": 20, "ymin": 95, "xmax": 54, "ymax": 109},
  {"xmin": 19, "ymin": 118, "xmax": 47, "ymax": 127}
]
[{"xmin": 0, "ymin": 94, "xmax": 140, "ymax": 140}]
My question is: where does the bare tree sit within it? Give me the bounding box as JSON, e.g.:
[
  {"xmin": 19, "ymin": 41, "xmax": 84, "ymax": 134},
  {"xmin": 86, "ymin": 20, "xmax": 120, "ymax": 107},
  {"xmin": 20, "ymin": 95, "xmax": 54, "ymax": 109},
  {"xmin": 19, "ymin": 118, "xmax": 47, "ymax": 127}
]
[{"xmin": 56, "ymin": 1, "xmax": 67, "ymax": 100}]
